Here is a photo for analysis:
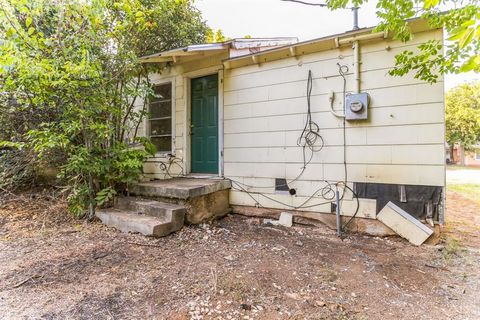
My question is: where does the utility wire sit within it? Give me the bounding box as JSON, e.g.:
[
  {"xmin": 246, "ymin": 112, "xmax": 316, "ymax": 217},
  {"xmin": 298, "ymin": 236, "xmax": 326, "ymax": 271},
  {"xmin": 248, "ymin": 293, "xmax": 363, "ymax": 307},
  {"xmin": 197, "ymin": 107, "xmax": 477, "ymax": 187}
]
[
  {"xmin": 227, "ymin": 68, "xmax": 360, "ymax": 232},
  {"xmin": 337, "ymin": 63, "xmax": 349, "ymax": 184},
  {"xmin": 295, "ymin": 69, "xmax": 325, "ymax": 183},
  {"xmin": 280, "ymin": 0, "xmax": 328, "ymax": 7},
  {"xmin": 230, "ymin": 70, "xmax": 324, "ymax": 191}
]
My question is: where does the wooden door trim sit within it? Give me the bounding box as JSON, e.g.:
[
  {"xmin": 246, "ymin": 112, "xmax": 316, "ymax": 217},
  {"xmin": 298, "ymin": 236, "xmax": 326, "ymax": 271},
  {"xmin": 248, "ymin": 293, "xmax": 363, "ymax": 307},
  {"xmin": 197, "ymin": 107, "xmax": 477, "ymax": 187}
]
[{"xmin": 183, "ymin": 67, "xmax": 223, "ymax": 176}]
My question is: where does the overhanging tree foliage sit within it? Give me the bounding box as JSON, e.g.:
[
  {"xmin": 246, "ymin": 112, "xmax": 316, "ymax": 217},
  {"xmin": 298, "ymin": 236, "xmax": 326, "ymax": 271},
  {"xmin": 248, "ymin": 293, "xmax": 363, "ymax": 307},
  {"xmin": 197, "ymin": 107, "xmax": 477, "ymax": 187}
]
[
  {"xmin": 325, "ymin": 0, "xmax": 480, "ymax": 83},
  {"xmin": 0, "ymin": 0, "xmax": 209, "ymax": 217}
]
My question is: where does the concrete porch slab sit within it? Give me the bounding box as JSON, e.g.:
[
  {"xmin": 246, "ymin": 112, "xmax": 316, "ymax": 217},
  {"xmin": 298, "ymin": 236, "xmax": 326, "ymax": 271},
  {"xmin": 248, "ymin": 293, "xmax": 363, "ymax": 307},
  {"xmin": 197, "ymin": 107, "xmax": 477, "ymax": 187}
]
[{"xmin": 130, "ymin": 178, "xmax": 231, "ymax": 200}]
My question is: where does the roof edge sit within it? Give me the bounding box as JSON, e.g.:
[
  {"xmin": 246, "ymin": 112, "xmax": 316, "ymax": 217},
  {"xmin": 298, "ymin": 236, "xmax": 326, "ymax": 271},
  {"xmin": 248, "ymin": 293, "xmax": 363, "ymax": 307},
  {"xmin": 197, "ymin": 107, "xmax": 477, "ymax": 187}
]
[
  {"xmin": 223, "ymin": 17, "xmax": 440, "ymax": 65},
  {"xmin": 139, "ymin": 37, "xmax": 299, "ymax": 63}
]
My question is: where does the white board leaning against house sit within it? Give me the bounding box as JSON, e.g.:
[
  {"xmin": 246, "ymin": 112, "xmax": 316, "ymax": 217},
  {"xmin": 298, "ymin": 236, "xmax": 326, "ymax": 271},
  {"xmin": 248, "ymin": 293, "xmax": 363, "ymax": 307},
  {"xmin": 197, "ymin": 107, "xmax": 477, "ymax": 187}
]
[{"xmin": 135, "ymin": 18, "xmax": 445, "ymax": 240}]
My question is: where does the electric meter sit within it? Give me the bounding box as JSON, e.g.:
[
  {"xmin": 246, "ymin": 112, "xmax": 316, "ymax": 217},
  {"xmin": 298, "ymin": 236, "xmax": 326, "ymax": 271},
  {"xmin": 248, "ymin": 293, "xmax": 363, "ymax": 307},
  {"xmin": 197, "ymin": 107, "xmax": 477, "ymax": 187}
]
[{"xmin": 345, "ymin": 92, "xmax": 369, "ymax": 120}]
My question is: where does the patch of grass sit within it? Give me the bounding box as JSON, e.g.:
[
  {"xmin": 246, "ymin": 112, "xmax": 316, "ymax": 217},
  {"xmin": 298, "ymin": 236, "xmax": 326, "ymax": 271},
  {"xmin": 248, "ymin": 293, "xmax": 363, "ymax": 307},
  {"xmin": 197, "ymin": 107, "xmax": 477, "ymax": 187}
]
[
  {"xmin": 217, "ymin": 274, "xmax": 255, "ymax": 301},
  {"xmin": 445, "ymin": 238, "xmax": 462, "ymax": 255},
  {"xmin": 441, "ymin": 236, "xmax": 465, "ymax": 260},
  {"xmin": 447, "ymin": 184, "xmax": 480, "ymax": 205}
]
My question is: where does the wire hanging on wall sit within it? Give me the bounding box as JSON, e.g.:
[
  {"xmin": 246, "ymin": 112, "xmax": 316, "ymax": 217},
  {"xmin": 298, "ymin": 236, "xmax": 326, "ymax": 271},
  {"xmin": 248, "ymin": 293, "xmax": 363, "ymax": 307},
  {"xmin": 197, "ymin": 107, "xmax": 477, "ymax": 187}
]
[
  {"xmin": 227, "ymin": 68, "xmax": 360, "ymax": 231},
  {"xmin": 295, "ymin": 69, "xmax": 325, "ymax": 181},
  {"xmin": 232, "ymin": 70, "xmax": 324, "ymax": 191},
  {"xmin": 157, "ymin": 155, "xmax": 185, "ymax": 179},
  {"xmin": 337, "ymin": 62, "xmax": 349, "ymax": 184}
]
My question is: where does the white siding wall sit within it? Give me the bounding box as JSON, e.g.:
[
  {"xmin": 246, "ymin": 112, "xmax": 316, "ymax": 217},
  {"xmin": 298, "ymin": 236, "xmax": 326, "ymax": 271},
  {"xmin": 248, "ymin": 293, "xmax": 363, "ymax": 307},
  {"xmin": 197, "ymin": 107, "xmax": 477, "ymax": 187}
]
[
  {"xmin": 140, "ymin": 70, "xmax": 186, "ymax": 179},
  {"xmin": 223, "ymin": 29, "xmax": 445, "ymax": 215},
  {"xmin": 137, "ymin": 54, "xmax": 226, "ymax": 179}
]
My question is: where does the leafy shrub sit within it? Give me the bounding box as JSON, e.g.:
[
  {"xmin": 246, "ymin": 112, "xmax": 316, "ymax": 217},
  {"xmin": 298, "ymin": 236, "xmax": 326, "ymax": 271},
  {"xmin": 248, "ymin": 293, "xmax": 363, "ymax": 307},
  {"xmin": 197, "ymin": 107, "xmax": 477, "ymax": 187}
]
[{"xmin": 0, "ymin": 0, "xmax": 209, "ymax": 217}]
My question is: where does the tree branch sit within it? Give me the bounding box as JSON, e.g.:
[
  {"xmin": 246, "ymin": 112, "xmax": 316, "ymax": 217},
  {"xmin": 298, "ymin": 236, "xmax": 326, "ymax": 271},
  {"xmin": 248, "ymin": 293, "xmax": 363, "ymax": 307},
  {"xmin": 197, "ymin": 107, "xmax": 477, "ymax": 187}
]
[{"xmin": 120, "ymin": 74, "xmax": 142, "ymax": 142}]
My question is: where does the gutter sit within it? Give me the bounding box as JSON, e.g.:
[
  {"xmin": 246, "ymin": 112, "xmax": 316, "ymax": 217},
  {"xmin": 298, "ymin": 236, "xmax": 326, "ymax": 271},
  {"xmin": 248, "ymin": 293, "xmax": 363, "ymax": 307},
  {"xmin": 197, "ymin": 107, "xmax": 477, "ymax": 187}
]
[{"xmin": 334, "ymin": 30, "xmax": 388, "ymax": 46}]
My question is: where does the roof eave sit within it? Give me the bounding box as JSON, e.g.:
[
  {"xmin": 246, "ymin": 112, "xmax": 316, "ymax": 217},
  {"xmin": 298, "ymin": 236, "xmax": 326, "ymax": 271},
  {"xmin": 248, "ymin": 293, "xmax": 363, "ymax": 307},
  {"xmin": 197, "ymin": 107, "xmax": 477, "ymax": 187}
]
[
  {"xmin": 139, "ymin": 43, "xmax": 229, "ymax": 63},
  {"xmin": 222, "ymin": 17, "xmax": 438, "ymax": 68}
]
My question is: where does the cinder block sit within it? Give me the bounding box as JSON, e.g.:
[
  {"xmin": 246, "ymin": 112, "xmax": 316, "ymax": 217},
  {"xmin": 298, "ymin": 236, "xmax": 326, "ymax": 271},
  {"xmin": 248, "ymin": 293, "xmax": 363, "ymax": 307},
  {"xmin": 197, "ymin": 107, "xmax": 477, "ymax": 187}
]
[
  {"xmin": 377, "ymin": 201, "xmax": 433, "ymax": 246},
  {"xmin": 278, "ymin": 212, "xmax": 293, "ymax": 227}
]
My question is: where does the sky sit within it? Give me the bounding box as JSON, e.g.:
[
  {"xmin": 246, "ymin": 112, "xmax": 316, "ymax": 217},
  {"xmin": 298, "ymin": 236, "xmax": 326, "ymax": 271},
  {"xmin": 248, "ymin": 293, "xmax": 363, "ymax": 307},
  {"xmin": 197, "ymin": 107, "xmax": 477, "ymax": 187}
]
[{"xmin": 195, "ymin": 0, "xmax": 480, "ymax": 91}]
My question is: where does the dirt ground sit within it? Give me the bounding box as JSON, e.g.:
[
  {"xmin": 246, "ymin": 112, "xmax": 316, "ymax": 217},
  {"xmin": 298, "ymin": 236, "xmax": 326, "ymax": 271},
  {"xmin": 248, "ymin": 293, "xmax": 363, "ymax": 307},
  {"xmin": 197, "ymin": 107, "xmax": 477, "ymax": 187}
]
[{"xmin": 0, "ymin": 190, "xmax": 479, "ymax": 320}]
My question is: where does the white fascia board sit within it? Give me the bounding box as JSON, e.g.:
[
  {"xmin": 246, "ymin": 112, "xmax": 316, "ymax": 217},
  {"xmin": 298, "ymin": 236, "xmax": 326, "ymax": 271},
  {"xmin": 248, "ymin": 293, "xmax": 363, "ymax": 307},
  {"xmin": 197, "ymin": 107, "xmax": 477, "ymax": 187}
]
[
  {"xmin": 231, "ymin": 37, "xmax": 299, "ymax": 49},
  {"xmin": 185, "ymin": 43, "xmax": 228, "ymax": 52},
  {"xmin": 139, "ymin": 43, "xmax": 228, "ymax": 63}
]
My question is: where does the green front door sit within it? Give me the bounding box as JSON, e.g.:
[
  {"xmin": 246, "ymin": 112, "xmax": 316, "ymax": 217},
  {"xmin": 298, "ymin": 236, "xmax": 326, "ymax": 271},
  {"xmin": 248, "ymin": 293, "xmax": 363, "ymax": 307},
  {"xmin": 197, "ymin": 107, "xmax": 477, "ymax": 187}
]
[{"xmin": 191, "ymin": 74, "xmax": 219, "ymax": 174}]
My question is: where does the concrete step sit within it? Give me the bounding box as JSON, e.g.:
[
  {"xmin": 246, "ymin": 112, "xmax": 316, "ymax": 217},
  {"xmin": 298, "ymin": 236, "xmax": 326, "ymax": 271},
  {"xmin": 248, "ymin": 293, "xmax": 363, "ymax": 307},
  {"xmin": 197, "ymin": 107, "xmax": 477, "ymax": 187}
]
[
  {"xmin": 96, "ymin": 198, "xmax": 185, "ymax": 237},
  {"xmin": 130, "ymin": 178, "xmax": 231, "ymax": 200},
  {"xmin": 116, "ymin": 197, "xmax": 185, "ymax": 226},
  {"xmin": 128, "ymin": 178, "xmax": 231, "ymax": 224},
  {"xmin": 96, "ymin": 209, "xmax": 179, "ymax": 237}
]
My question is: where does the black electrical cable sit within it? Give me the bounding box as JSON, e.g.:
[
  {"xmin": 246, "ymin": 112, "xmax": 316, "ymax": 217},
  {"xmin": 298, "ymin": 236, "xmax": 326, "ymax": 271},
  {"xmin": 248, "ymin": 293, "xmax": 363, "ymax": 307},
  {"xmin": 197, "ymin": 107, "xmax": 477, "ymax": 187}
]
[
  {"xmin": 296, "ymin": 70, "xmax": 325, "ymax": 180},
  {"xmin": 337, "ymin": 63, "xmax": 349, "ymax": 184},
  {"xmin": 341, "ymin": 183, "xmax": 360, "ymax": 232},
  {"xmin": 158, "ymin": 155, "xmax": 185, "ymax": 179},
  {"xmin": 336, "ymin": 63, "xmax": 361, "ymax": 231},
  {"xmin": 226, "ymin": 68, "xmax": 360, "ymax": 232},
  {"xmin": 231, "ymin": 181, "xmax": 334, "ymax": 210},
  {"xmin": 231, "ymin": 180, "xmax": 360, "ymax": 231},
  {"xmin": 231, "ymin": 179, "xmax": 350, "ymax": 211},
  {"xmin": 230, "ymin": 70, "xmax": 324, "ymax": 191}
]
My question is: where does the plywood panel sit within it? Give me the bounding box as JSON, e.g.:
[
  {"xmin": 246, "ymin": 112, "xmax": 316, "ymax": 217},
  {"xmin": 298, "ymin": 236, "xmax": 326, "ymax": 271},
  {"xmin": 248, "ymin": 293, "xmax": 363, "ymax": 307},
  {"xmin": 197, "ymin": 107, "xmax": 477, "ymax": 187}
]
[
  {"xmin": 225, "ymin": 75, "xmax": 442, "ymax": 111},
  {"xmin": 224, "ymin": 145, "xmax": 445, "ymax": 165},
  {"xmin": 224, "ymin": 106, "xmax": 443, "ymax": 135},
  {"xmin": 229, "ymin": 189, "xmax": 375, "ymax": 218},
  {"xmin": 367, "ymin": 83, "xmax": 443, "ymax": 107},
  {"xmin": 225, "ymin": 56, "xmax": 354, "ymax": 92},
  {"xmin": 229, "ymin": 189, "xmax": 333, "ymax": 212},
  {"xmin": 224, "ymin": 124, "xmax": 444, "ymax": 148},
  {"xmin": 224, "ymin": 162, "xmax": 325, "ymax": 181},
  {"xmin": 391, "ymin": 144, "xmax": 445, "ymax": 165},
  {"xmin": 224, "ymin": 103, "xmax": 443, "ymax": 129},
  {"xmin": 366, "ymin": 124, "xmax": 444, "ymax": 145},
  {"xmin": 365, "ymin": 164, "xmax": 444, "ymax": 186},
  {"xmin": 224, "ymin": 82, "xmax": 443, "ymax": 118},
  {"xmin": 341, "ymin": 198, "xmax": 377, "ymax": 219},
  {"xmin": 377, "ymin": 202, "xmax": 433, "ymax": 245}
]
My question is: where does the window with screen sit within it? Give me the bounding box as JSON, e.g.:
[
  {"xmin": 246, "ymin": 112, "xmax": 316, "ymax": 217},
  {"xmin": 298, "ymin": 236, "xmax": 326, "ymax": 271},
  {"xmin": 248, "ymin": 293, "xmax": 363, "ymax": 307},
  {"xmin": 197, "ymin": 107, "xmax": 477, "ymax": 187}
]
[{"xmin": 149, "ymin": 83, "xmax": 172, "ymax": 153}]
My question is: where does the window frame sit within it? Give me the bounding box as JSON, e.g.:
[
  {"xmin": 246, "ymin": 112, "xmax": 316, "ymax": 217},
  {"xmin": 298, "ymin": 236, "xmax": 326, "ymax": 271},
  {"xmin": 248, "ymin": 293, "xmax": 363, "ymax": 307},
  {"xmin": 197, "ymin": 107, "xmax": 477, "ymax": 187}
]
[{"xmin": 147, "ymin": 78, "xmax": 175, "ymax": 157}]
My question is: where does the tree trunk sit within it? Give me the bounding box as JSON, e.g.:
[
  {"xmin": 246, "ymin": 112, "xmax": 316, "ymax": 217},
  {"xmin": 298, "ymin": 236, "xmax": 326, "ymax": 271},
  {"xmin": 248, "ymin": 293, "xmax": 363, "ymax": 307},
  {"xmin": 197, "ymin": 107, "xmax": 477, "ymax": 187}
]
[
  {"xmin": 459, "ymin": 144, "xmax": 466, "ymax": 166},
  {"xmin": 88, "ymin": 172, "xmax": 95, "ymax": 220}
]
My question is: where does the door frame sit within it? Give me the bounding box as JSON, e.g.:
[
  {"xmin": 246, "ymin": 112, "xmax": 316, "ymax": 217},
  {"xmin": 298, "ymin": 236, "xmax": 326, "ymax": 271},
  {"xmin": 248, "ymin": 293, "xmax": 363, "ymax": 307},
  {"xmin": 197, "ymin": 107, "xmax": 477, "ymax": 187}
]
[{"xmin": 183, "ymin": 67, "xmax": 224, "ymax": 177}]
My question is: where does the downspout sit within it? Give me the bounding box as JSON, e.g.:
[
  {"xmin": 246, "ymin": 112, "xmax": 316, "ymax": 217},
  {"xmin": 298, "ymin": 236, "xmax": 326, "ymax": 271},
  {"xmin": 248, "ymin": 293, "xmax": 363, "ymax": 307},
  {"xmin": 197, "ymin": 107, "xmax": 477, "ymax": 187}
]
[
  {"xmin": 353, "ymin": 40, "xmax": 360, "ymax": 93},
  {"xmin": 335, "ymin": 31, "xmax": 388, "ymax": 93}
]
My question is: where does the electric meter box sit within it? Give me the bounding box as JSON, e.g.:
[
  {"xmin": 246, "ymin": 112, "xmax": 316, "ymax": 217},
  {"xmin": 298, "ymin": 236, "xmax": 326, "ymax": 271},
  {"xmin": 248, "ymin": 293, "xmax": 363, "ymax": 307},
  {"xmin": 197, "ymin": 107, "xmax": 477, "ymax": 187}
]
[{"xmin": 345, "ymin": 92, "xmax": 369, "ymax": 120}]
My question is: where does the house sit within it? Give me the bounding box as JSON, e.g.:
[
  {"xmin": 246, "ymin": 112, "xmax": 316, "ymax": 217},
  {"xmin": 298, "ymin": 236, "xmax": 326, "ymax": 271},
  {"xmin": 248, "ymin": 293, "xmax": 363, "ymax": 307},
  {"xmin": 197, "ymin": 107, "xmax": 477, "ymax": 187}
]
[
  {"xmin": 447, "ymin": 143, "xmax": 480, "ymax": 167},
  {"xmin": 97, "ymin": 18, "xmax": 445, "ymax": 244},
  {"xmin": 465, "ymin": 146, "xmax": 480, "ymax": 166}
]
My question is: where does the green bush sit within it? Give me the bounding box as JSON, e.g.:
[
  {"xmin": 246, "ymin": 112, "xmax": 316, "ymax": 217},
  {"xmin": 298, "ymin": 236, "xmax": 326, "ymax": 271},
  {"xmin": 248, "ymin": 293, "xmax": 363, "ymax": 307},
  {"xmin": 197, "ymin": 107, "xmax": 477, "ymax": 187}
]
[{"xmin": 0, "ymin": 0, "xmax": 209, "ymax": 218}]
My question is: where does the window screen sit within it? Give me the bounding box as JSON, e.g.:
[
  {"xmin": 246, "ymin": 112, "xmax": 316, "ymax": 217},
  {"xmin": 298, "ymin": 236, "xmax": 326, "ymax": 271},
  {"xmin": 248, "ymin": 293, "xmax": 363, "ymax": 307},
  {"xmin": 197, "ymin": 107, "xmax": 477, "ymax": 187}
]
[{"xmin": 149, "ymin": 83, "xmax": 172, "ymax": 153}]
